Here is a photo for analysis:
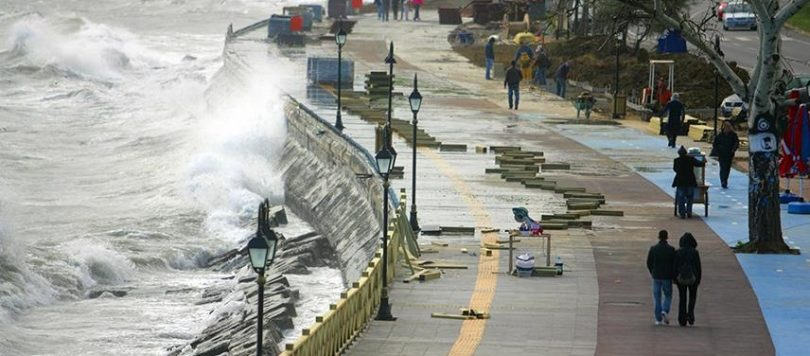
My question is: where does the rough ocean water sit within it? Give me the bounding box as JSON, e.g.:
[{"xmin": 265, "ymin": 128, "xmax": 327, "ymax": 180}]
[{"xmin": 0, "ymin": 1, "xmax": 340, "ymax": 354}]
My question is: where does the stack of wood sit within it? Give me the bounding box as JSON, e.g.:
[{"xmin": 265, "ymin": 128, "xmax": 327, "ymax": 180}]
[{"xmin": 364, "ymin": 71, "xmax": 392, "ymax": 106}]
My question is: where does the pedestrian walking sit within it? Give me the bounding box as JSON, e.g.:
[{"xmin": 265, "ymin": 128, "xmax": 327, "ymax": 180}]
[
  {"xmin": 383, "ymin": 0, "xmax": 390, "ymax": 21},
  {"xmin": 663, "ymin": 93, "xmax": 686, "ymax": 148},
  {"xmin": 402, "ymin": 0, "xmax": 410, "ymax": 20},
  {"xmin": 673, "ymin": 146, "xmax": 706, "ymax": 219},
  {"xmin": 555, "ymin": 61, "xmax": 571, "ymax": 98},
  {"xmin": 674, "ymin": 232, "xmax": 701, "ymax": 326},
  {"xmin": 391, "ymin": 0, "xmax": 399, "ymax": 20},
  {"xmin": 711, "ymin": 120, "xmax": 739, "ymax": 188},
  {"xmin": 647, "ymin": 230, "xmax": 676, "ymax": 326},
  {"xmin": 412, "ymin": 0, "xmax": 422, "ymax": 20},
  {"xmin": 504, "ymin": 61, "xmax": 522, "ymax": 110},
  {"xmin": 375, "ymin": 0, "xmax": 384, "ymax": 21},
  {"xmin": 532, "ymin": 47, "xmax": 550, "ymax": 88},
  {"xmin": 484, "ymin": 37, "xmax": 495, "ymax": 80}
]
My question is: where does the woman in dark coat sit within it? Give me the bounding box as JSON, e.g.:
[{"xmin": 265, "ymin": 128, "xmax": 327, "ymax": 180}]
[
  {"xmin": 672, "ymin": 146, "xmax": 706, "ymax": 218},
  {"xmin": 674, "ymin": 232, "xmax": 702, "ymax": 326},
  {"xmin": 712, "ymin": 120, "xmax": 739, "ymax": 188}
]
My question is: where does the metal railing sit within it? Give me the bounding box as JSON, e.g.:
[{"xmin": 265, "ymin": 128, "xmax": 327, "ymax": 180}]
[{"xmin": 280, "ymin": 195, "xmax": 410, "ymax": 356}]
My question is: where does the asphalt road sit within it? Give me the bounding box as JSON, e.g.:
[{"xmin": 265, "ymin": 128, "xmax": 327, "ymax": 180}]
[{"xmin": 691, "ymin": 1, "xmax": 810, "ymax": 75}]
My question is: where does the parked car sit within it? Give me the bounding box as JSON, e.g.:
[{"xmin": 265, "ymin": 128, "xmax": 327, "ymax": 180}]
[
  {"xmin": 723, "ymin": 2, "xmax": 757, "ymax": 31},
  {"xmin": 716, "ymin": 1, "xmax": 730, "ymax": 20},
  {"xmin": 720, "ymin": 94, "xmax": 748, "ymax": 117},
  {"xmin": 787, "ymin": 73, "xmax": 810, "ymax": 90}
]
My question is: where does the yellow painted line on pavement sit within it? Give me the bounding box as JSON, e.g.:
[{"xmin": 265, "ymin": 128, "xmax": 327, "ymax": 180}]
[{"xmin": 419, "ymin": 148, "xmax": 499, "ymax": 356}]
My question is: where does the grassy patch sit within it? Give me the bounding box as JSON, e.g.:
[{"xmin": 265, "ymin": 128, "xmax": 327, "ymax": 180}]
[{"xmin": 788, "ymin": 6, "xmax": 810, "ymax": 33}]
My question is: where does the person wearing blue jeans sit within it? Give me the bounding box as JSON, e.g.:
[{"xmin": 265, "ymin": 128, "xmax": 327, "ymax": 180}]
[
  {"xmin": 504, "ymin": 61, "xmax": 522, "ymax": 110},
  {"xmin": 554, "ymin": 61, "xmax": 571, "ymax": 98},
  {"xmin": 484, "ymin": 37, "xmax": 495, "ymax": 80},
  {"xmin": 672, "ymin": 145, "xmax": 705, "ymax": 218},
  {"xmin": 647, "ymin": 230, "xmax": 676, "ymax": 325}
]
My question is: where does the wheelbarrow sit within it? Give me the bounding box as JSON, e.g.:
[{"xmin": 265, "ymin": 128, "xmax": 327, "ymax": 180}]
[{"xmin": 573, "ymin": 93, "xmax": 596, "ymax": 120}]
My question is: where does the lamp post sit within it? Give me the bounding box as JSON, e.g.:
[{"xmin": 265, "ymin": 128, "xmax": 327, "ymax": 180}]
[
  {"xmin": 613, "ymin": 37, "xmax": 621, "ymax": 119},
  {"xmin": 408, "ymin": 74, "xmax": 422, "ymax": 232},
  {"xmin": 335, "ymin": 25, "xmax": 347, "ymax": 132},
  {"xmin": 385, "ymin": 42, "xmax": 396, "ymax": 148},
  {"xmin": 713, "ymin": 35, "xmax": 725, "ymax": 138},
  {"xmin": 247, "ymin": 200, "xmax": 279, "ymax": 356},
  {"xmin": 375, "ymin": 145, "xmax": 397, "ymax": 321}
]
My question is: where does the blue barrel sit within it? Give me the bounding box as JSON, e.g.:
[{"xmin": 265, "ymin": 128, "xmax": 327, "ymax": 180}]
[
  {"xmin": 301, "ymin": 4, "xmax": 324, "ymax": 22},
  {"xmin": 267, "ymin": 14, "xmax": 292, "ymax": 38}
]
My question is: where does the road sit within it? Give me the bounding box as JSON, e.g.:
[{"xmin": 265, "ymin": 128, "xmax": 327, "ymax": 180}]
[{"xmin": 691, "ymin": 1, "xmax": 810, "ymax": 74}]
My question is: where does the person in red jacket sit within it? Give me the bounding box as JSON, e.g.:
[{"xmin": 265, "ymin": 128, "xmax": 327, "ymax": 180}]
[{"xmin": 411, "ymin": 0, "xmax": 423, "ymax": 20}]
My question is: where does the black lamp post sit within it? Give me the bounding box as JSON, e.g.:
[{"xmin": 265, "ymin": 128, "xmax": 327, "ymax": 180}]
[
  {"xmin": 335, "ymin": 25, "xmax": 347, "ymax": 132},
  {"xmin": 613, "ymin": 37, "xmax": 621, "ymax": 119},
  {"xmin": 713, "ymin": 35, "xmax": 725, "ymax": 138},
  {"xmin": 247, "ymin": 200, "xmax": 279, "ymax": 356},
  {"xmin": 408, "ymin": 74, "xmax": 422, "ymax": 232},
  {"xmin": 385, "ymin": 42, "xmax": 396, "ymax": 148},
  {"xmin": 375, "ymin": 145, "xmax": 397, "ymax": 321}
]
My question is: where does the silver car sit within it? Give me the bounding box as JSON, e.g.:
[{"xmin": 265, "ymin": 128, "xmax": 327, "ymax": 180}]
[{"xmin": 723, "ymin": 2, "xmax": 757, "ymax": 31}]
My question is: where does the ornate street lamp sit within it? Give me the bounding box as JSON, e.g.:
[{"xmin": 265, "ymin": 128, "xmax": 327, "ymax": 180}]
[
  {"xmin": 613, "ymin": 37, "xmax": 621, "ymax": 119},
  {"xmin": 375, "ymin": 145, "xmax": 397, "ymax": 321},
  {"xmin": 408, "ymin": 74, "xmax": 422, "ymax": 232},
  {"xmin": 385, "ymin": 42, "xmax": 396, "ymax": 148},
  {"xmin": 247, "ymin": 199, "xmax": 279, "ymax": 356},
  {"xmin": 335, "ymin": 25, "xmax": 348, "ymax": 132}
]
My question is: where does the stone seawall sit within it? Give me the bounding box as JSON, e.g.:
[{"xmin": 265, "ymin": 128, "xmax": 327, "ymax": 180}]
[{"xmin": 281, "ymin": 98, "xmax": 384, "ymax": 283}]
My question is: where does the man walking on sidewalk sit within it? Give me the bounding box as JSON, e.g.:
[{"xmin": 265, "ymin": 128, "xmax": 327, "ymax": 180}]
[
  {"xmin": 504, "ymin": 61, "xmax": 522, "ymax": 110},
  {"xmin": 647, "ymin": 230, "xmax": 676, "ymax": 325},
  {"xmin": 663, "ymin": 93, "xmax": 685, "ymax": 148},
  {"xmin": 485, "ymin": 37, "xmax": 495, "ymax": 80}
]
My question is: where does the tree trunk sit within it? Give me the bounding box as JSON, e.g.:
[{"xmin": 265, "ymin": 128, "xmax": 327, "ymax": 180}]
[{"xmin": 748, "ymin": 151, "xmax": 791, "ymax": 252}]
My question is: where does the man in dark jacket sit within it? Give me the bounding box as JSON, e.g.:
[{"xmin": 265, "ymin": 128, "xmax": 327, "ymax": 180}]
[
  {"xmin": 647, "ymin": 230, "xmax": 676, "ymax": 325},
  {"xmin": 485, "ymin": 37, "xmax": 495, "ymax": 80},
  {"xmin": 504, "ymin": 61, "xmax": 522, "ymax": 110},
  {"xmin": 663, "ymin": 93, "xmax": 686, "ymax": 148},
  {"xmin": 674, "ymin": 232, "xmax": 702, "ymax": 326},
  {"xmin": 673, "ymin": 146, "xmax": 706, "ymax": 218}
]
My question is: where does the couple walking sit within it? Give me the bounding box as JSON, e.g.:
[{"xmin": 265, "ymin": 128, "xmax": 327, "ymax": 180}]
[{"xmin": 647, "ymin": 230, "xmax": 702, "ymax": 326}]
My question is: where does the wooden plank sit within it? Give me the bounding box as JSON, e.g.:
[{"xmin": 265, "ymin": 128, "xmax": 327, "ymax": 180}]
[
  {"xmin": 440, "ymin": 144, "xmax": 468, "ymax": 152},
  {"xmin": 431, "ymin": 313, "xmax": 475, "ymax": 320},
  {"xmin": 541, "ymin": 162, "xmax": 571, "ymax": 170},
  {"xmin": 489, "ymin": 146, "xmax": 522, "ymax": 153},
  {"xmin": 431, "ymin": 241, "xmax": 448, "ymax": 247},
  {"xmin": 590, "ymin": 209, "xmax": 625, "ymax": 216}
]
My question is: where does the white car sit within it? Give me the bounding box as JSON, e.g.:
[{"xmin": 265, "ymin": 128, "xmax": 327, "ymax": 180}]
[
  {"xmin": 723, "ymin": 2, "xmax": 757, "ymax": 31},
  {"xmin": 720, "ymin": 94, "xmax": 748, "ymax": 117}
]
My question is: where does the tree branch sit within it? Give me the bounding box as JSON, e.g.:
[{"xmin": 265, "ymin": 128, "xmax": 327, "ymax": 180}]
[
  {"xmin": 626, "ymin": 0, "xmax": 749, "ymax": 97},
  {"xmin": 775, "ymin": 0, "xmax": 810, "ymax": 27}
]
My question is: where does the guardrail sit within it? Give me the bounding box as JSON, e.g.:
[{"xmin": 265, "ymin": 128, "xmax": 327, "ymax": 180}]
[
  {"xmin": 227, "ymin": 18, "xmax": 271, "ymax": 41},
  {"xmin": 280, "ymin": 193, "xmax": 412, "ymax": 356}
]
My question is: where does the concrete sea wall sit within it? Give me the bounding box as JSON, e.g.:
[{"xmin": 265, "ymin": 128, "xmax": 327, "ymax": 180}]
[{"xmin": 281, "ymin": 98, "xmax": 384, "ymax": 283}]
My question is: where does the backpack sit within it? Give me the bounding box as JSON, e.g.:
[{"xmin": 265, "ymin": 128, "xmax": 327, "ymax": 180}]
[{"xmin": 676, "ymin": 254, "xmax": 696, "ymax": 285}]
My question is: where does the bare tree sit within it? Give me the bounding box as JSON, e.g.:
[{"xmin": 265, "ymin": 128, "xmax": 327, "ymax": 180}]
[{"xmin": 617, "ymin": 0, "xmax": 809, "ymax": 252}]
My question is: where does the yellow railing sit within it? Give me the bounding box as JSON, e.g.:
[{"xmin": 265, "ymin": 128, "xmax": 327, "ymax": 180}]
[{"xmin": 280, "ymin": 193, "xmax": 411, "ymax": 356}]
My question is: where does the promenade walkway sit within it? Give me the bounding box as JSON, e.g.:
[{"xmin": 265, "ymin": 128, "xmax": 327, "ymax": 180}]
[{"xmin": 288, "ymin": 9, "xmax": 796, "ymax": 356}]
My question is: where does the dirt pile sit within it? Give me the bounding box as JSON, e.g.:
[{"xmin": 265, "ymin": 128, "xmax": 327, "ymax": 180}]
[{"xmin": 453, "ymin": 34, "xmax": 750, "ymax": 109}]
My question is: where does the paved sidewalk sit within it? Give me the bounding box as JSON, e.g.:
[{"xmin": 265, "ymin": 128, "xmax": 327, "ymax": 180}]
[{"xmin": 297, "ymin": 9, "xmax": 776, "ymax": 356}]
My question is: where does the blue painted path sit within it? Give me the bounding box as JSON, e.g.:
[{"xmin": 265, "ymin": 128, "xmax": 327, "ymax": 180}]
[{"xmin": 539, "ymin": 118, "xmax": 810, "ymax": 356}]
